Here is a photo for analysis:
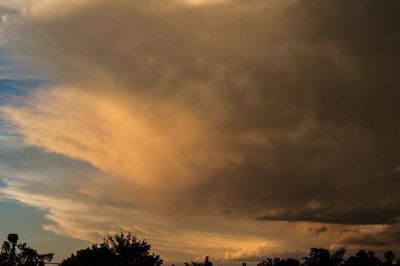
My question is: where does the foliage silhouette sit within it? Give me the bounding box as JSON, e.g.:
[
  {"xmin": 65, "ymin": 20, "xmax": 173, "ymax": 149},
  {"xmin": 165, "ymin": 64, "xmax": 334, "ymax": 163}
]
[
  {"xmin": 0, "ymin": 236, "xmax": 54, "ymax": 266},
  {"xmin": 60, "ymin": 232, "xmax": 163, "ymax": 266},
  {"xmin": 256, "ymin": 248, "xmax": 400, "ymax": 266},
  {"xmin": 383, "ymin": 251, "xmax": 395, "ymax": 266},
  {"xmin": 184, "ymin": 256, "xmax": 213, "ymax": 266},
  {"xmin": 257, "ymin": 258, "xmax": 300, "ymax": 266},
  {"xmin": 182, "ymin": 248, "xmax": 400, "ymax": 266},
  {"xmin": 6, "ymin": 232, "xmax": 400, "ymax": 266},
  {"xmin": 344, "ymin": 250, "xmax": 381, "ymax": 266},
  {"xmin": 303, "ymin": 248, "xmax": 345, "ymax": 266}
]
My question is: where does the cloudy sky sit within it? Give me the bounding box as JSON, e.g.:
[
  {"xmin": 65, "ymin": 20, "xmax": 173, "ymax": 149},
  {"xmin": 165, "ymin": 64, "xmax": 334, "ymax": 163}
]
[{"xmin": 1, "ymin": 0, "xmax": 400, "ymax": 264}]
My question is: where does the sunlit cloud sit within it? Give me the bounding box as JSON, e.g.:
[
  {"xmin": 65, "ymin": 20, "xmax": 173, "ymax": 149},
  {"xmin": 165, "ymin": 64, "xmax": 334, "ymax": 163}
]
[{"xmin": 1, "ymin": 0, "xmax": 400, "ymax": 262}]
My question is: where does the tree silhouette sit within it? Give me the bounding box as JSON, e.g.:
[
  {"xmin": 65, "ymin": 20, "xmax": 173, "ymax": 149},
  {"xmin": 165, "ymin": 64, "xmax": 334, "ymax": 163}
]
[
  {"xmin": 302, "ymin": 248, "xmax": 345, "ymax": 266},
  {"xmin": 257, "ymin": 258, "xmax": 300, "ymax": 266},
  {"xmin": 60, "ymin": 233, "xmax": 163, "ymax": 266},
  {"xmin": 383, "ymin": 251, "xmax": 395, "ymax": 266},
  {"xmin": 184, "ymin": 256, "xmax": 213, "ymax": 266},
  {"xmin": 344, "ymin": 250, "xmax": 381, "ymax": 266},
  {"xmin": 0, "ymin": 236, "xmax": 54, "ymax": 266}
]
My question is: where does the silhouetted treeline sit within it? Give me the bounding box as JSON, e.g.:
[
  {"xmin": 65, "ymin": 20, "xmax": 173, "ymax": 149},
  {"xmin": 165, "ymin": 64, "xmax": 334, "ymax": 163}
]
[
  {"xmin": 3, "ymin": 232, "xmax": 400, "ymax": 266},
  {"xmin": 256, "ymin": 248, "xmax": 400, "ymax": 266}
]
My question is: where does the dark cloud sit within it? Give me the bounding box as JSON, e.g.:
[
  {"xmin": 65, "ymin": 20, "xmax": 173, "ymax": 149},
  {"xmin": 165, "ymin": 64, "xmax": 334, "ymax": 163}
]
[
  {"xmin": 338, "ymin": 225, "xmax": 400, "ymax": 247},
  {"xmin": 3, "ymin": 0, "xmax": 400, "ymax": 228},
  {"xmin": 308, "ymin": 226, "xmax": 328, "ymax": 237},
  {"xmin": 256, "ymin": 194, "xmax": 400, "ymax": 225}
]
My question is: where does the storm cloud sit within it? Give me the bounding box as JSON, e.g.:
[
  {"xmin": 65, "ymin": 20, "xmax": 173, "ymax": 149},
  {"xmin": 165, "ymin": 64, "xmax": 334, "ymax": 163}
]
[{"xmin": 1, "ymin": 0, "xmax": 400, "ymax": 260}]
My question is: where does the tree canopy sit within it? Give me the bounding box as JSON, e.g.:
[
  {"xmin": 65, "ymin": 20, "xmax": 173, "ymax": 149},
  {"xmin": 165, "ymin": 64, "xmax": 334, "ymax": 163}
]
[
  {"xmin": 256, "ymin": 248, "xmax": 400, "ymax": 266},
  {"xmin": 0, "ymin": 237, "xmax": 54, "ymax": 266},
  {"xmin": 60, "ymin": 232, "xmax": 163, "ymax": 266}
]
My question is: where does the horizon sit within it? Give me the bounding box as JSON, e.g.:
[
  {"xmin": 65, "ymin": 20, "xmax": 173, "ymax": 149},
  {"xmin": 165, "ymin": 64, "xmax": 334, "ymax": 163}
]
[{"xmin": 1, "ymin": 233, "xmax": 399, "ymax": 266}]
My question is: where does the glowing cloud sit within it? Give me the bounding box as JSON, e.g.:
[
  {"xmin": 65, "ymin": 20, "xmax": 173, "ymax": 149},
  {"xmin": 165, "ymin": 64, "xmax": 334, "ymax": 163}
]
[{"xmin": 2, "ymin": 0, "xmax": 400, "ymax": 262}]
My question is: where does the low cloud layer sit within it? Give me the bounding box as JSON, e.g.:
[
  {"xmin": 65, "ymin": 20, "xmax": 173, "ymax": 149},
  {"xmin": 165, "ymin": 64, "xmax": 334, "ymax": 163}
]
[
  {"xmin": 1, "ymin": 0, "xmax": 400, "ymax": 261},
  {"xmin": 337, "ymin": 225, "xmax": 400, "ymax": 251}
]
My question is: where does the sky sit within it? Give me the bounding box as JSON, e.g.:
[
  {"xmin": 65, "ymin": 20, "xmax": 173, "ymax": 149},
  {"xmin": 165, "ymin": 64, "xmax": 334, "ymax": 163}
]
[{"xmin": 1, "ymin": 0, "xmax": 400, "ymax": 265}]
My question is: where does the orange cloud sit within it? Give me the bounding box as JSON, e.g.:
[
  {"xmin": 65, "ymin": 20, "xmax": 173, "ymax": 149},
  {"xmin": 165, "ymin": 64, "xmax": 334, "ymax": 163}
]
[{"xmin": 3, "ymin": 0, "xmax": 400, "ymax": 261}]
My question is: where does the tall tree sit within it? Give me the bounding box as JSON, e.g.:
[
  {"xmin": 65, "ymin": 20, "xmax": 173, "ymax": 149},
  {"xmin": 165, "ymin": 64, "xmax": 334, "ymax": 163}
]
[
  {"xmin": 0, "ymin": 235, "xmax": 54, "ymax": 266},
  {"xmin": 303, "ymin": 248, "xmax": 345, "ymax": 266},
  {"xmin": 384, "ymin": 251, "xmax": 395, "ymax": 266},
  {"xmin": 61, "ymin": 233, "xmax": 163, "ymax": 266}
]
